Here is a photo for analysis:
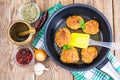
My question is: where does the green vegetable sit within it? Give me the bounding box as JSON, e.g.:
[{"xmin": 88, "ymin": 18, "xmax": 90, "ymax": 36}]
[
  {"xmin": 63, "ymin": 45, "xmax": 67, "ymax": 50},
  {"xmin": 62, "ymin": 45, "xmax": 72, "ymax": 50},
  {"xmin": 79, "ymin": 20, "xmax": 85, "ymax": 30}
]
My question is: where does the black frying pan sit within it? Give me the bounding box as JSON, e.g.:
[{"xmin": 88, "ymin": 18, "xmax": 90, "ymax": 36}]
[{"xmin": 44, "ymin": 4, "xmax": 112, "ymax": 71}]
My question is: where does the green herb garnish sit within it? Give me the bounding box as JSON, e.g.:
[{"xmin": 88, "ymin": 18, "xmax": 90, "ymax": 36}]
[
  {"xmin": 62, "ymin": 45, "xmax": 72, "ymax": 50},
  {"xmin": 79, "ymin": 20, "xmax": 85, "ymax": 30},
  {"xmin": 63, "ymin": 45, "xmax": 67, "ymax": 50}
]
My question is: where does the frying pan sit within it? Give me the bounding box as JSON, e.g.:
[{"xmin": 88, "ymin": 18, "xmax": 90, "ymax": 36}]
[
  {"xmin": 44, "ymin": 2, "xmax": 118, "ymax": 75},
  {"xmin": 44, "ymin": 4, "xmax": 120, "ymax": 79},
  {"xmin": 44, "ymin": 4, "xmax": 112, "ymax": 70}
]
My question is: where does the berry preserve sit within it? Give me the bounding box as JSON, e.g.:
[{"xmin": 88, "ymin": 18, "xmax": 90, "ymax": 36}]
[{"xmin": 14, "ymin": 47, "xmax": 34, "ymax": 67}]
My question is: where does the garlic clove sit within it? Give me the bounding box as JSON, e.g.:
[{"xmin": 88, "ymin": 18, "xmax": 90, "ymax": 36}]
[
  {"xmin": 44, "ymin": 68, "xmax": 49, "ymax": 71},
  {"xmin": 34, "ymin": 63, "xmax": 49, "ymax": 76},
  {"xmin": 35, "ymin": 70, "xmax": 43, "ymax": 76}
]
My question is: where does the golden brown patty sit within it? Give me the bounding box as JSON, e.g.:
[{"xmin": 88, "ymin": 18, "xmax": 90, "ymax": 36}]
[
  {"xmin": 60, "ymin": 47, "xmax": 80, "ymax": 64},
  {"xmin": 83, "ymin": 20, "xmax": 99, "ymax": 34},
  {"xmin": 55, "ymin": 28, "xmax": 71, "ymax": 48},
  {"xmin": 81, "ymin": 47, "xmax": 98, "ymax": 64},
  {"xmin": 66, "ymin": 15, "xmax": 83, "ymax": 30}
]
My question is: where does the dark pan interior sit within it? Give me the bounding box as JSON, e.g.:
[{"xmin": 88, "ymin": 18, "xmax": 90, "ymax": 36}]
[{"xmin": 44, "ymin": 4, "xmax": 112, "ymax": 71}]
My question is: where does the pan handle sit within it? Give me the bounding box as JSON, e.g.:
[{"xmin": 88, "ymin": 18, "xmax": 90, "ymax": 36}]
[{"xmin": 98, "ymin": 58, "xmax": 120, "ymax": 80}]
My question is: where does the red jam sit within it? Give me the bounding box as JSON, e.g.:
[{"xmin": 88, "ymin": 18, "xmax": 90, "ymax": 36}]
[{"xmin": 16, "ymin": 48, "xmax": 33, "ymax": 65}]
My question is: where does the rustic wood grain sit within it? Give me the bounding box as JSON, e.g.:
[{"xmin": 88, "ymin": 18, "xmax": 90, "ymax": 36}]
[
  {"xmin": 0, "ymin": 0, "xmax": 35, "ymax": 80},
  {"xmin": 36, "ymin": 58, "xmax": 73, "ymax": 80},
  {"xmin": 35, "ymin": 0, "xmax": 74, "ymax": 80},
  {"xmin": 113, "ymin": 0, "xmax": 120, "ymax": 60},
  {"xmin": 36, "ymin": 0, "xmax": 73, "ymax": 11},
  {"xmin": 0, "ymin": 0, "xmax": 73, "ymax": 80},
  {"xmin": 0, "ymin": 0, "xmax": 120, "ymax": 80}
]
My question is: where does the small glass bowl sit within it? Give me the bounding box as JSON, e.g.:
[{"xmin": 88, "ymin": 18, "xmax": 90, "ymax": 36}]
[
  {"xmin": 19, "ymin": 2, "xmax": 40, "ymax": 24},
  {"xmin": 13, "ymin": 46, "xmax": 35, "ymax": 68}
]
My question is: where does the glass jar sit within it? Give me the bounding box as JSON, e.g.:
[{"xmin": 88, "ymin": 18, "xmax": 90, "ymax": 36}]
[{"xmin": 13, "ymin": 46, "xmax": 35, "ymax": 68}]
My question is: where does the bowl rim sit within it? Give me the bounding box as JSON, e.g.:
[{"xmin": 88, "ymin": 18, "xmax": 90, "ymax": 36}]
[
  {"xmin": 8, "ymin": 20, "xmax": 36, "ymax": 46},
  {"xmin": 44, "ymin": 4, "xmax": 112, "ymax": 71},
  {"xmin": 18, "ymin": 2, "xmax": 40, "ymax": 24},
  {"xmin": 13, "ymin": 46, "xmax": 35, "ymax": 68}
]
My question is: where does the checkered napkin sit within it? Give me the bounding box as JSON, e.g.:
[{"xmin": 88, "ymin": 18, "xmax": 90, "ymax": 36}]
[
  {"xmin": 71, "ymin": 52, "xmax": 120, "ymax": 80},
  {"xmin": 32, "ymin": 3, "xmax": 120, "ymax": 80}
]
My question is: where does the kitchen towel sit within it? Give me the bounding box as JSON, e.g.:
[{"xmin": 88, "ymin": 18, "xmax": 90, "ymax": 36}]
[{"xmin": 32, "ymin": 3, "xmax": 120, "ymax": 80}]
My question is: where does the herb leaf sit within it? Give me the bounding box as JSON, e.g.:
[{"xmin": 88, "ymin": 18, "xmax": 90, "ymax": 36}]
[
  {"xmin": 79, "ymin": 20, "xmax": 85, "ymax": 30},
  {"xmin": 63, "ymin": 45, "xmax": 67, "ymax": 50},
  {"xmin": 62, "ymin": 45, "xmax": 72, "ymax": 50},
  {"xmin": 66, "ymin": 45, "xmax": 72, "ymax": 50}
]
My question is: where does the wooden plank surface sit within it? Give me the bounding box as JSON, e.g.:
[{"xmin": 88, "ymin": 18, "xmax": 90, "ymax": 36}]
[
  {"xmin": 0, "ymin": 0, "xmax": 35, "ymax": 80},
  {"xmin": 113, "ymin": 0, "xmax": 120, "ymax": 60},
  {"xmin": 35, "ymin": 0, "xmax": 73, "ymax": 80},
  {"xmin": 0, "ymin": 0, "xmax": 73, "ymax": 80},
  {"xmin": 0, "ymin": 0, "xmax": 120, "ymax": 80},
  {"xmin": 36, "ymin": 58, "xmax": 73, "ymax": 80}
]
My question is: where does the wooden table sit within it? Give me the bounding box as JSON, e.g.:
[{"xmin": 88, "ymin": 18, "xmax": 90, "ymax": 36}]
[{"xmin": 0, "ymin": 0, "xmax": 120, "ymax": 80}]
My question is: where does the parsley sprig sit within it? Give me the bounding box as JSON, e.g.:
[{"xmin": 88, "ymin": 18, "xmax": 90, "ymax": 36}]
[
  {"xmin": 79, "ymin": 20, "xmax": 85, "ymax": 30},
  {"xmin": 62, "ymin": 45, "xmax": 72, "ymax": 50}
]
